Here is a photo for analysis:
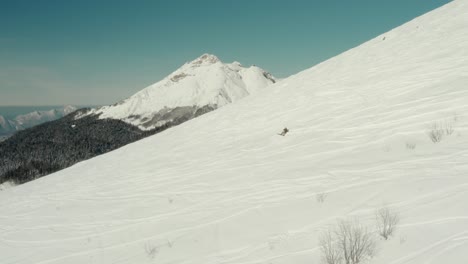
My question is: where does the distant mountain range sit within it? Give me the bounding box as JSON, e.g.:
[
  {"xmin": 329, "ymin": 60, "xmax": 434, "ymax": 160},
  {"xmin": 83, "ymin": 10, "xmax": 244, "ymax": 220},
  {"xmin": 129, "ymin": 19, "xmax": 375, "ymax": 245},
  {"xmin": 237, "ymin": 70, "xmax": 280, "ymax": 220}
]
[
  {"xmin": 0, "ymin": 54, "xmax": 275, "ymax": 184},
  {"xmin": 0, "ymin": 105, "xmax": 77, "ymax": 137}
]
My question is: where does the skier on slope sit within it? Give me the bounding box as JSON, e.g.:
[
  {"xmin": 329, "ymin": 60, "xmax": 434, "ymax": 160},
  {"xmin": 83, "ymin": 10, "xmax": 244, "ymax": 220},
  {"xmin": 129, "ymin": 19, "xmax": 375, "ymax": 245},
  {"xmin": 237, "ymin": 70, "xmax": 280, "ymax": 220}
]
[{"xmin": 278, "ymin": 127, "xmax": 289, "ymax": 136}]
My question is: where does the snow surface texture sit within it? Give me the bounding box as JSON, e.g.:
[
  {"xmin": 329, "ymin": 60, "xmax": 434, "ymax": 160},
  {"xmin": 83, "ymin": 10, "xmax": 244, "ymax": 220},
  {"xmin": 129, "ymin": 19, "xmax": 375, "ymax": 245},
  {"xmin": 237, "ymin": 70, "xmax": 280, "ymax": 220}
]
[
  {"xmin": 84, "ymin": 54, "xmax": 276, "ymax": 130},
  {"xmin": 0, "ymin": 105, "xmax": 77, "ymax": 136},
  {"xmin": 1, "ymin": 1, "xmax": 468, "ymax": 263}
]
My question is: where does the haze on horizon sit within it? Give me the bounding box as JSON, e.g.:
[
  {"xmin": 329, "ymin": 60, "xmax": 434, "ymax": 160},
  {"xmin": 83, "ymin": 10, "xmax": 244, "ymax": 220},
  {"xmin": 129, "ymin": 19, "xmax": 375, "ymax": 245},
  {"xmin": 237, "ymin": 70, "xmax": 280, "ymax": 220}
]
[{"xmin": 0, "ymin": 0, "xmax": 451, "ymax": 106}]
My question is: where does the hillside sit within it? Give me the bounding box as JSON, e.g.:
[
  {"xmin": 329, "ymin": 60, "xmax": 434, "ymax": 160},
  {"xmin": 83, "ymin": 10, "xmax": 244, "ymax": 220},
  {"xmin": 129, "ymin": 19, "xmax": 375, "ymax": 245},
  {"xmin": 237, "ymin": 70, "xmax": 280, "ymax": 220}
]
[
  {"xmin": 0, "ymin": 56, "xmax": 275, "ymax": 184},
  {"xmin": 1, "ymin": 1, "xmax": 468, "ymax": 264},
  {"xmin": 0, "ymin": 110, "xmax": 155, "ymax": 184}
]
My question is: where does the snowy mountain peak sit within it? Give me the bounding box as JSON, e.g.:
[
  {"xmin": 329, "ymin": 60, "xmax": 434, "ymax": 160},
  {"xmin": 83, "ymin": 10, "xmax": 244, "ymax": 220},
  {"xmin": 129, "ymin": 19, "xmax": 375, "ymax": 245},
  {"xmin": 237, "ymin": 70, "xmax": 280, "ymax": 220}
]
[
  {"xmin": 63, "ymin": 105, "xmax": 77, "ymax": 114},
  {"xmin": 85, "ymin": 54, "xmax": 276, "ymax": 130},
  {"xmin": 0, "ymin": 115, "xmax": 13, "ymax": 135},
  {"xmin": 0, "ymin": 115, "xmax": 6, "ymax": 124},
  {"xmin": 189, "ymin": 53, "xmax": 220, "ymax": 66}
]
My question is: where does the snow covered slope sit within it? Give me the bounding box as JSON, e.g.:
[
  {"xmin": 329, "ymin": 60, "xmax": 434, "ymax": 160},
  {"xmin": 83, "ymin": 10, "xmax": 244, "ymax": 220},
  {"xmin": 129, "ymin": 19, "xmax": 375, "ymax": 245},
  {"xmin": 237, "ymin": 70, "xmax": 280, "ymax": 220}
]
[
  {"xmin": 1, "ymin": 1, "xmax": 468, "ymax": 264},
  {"xmin": 84, "ymin": 54, "xmax": 276, "ymax": 130}
]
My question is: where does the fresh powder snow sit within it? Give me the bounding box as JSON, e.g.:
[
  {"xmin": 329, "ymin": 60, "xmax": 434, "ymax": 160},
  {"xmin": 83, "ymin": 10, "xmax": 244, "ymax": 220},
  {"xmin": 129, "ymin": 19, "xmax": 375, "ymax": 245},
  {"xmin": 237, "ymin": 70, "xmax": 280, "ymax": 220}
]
[{"xmin": 1, "ymin": 1, "xmax": 468, "ymax": 264}]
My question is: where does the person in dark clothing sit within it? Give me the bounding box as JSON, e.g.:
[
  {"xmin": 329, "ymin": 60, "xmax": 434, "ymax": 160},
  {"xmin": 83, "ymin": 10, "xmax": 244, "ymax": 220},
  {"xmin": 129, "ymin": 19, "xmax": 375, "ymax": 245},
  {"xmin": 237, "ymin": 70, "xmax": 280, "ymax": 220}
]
[{"xmin": 279, "ymin": 127, "xmax": 289, "ymax": 136}]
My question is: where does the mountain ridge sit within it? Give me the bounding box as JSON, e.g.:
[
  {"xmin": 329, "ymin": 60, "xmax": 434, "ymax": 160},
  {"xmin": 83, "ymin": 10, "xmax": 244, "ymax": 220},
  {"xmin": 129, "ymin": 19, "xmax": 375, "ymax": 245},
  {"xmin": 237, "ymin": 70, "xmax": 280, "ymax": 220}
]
[
  {"xmin": 82, "ymin": 53, "xmax": 276, "ymax": 130},
  {"xmin": 0, "ymin": 105, "xmax": 77, "ymax": 136}
]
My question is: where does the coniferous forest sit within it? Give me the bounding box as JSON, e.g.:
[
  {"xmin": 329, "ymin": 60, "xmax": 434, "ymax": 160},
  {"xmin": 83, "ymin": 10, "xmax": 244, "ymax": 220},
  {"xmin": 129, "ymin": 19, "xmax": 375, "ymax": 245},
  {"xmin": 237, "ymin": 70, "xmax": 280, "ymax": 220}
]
[{"xmin": 0, "ymin": 107, "xmax": 213, "ymax": 185}]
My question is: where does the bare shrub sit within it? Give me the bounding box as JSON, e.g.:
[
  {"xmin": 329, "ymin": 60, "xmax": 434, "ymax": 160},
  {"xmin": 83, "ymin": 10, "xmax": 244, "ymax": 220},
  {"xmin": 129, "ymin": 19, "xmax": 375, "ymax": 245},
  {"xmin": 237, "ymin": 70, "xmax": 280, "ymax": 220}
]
[
  {"xmin": 166, "ymin": 239, "xmax": 173, "ymax": 248},
  {"xmin": 405, "ymin": 142, "xmax": 416, "ymax": 150},
  {"xmin": 316, "ymin": 192, "xmax": 328, "ymax": 203},
  {"xmin": 144, "ymin": 242, "xmax": 158, "ymax": 259},
  {"xmin": 375, "ymin": 206, "xmax": 399, "ymax": 240},
  {"xmin": 427, "ymin": 120, "xmax": 455, "ymax": 143},
  {"xmin": 444, "ymin": 120, "xmax": 455, "ymax": 136},
  {"xmin": 319, "ymin": 230, "xmax": 342, "ymax": 264},
  {"xmin": 399, "ymin": 236, "xmax": 406, "ymax": 245},
  {"xmin": 319, "ymin": 220, "xmax": 376, "ymax": 264},
  {"xmin": 428, "ymin": 123, "xmax": 444, "ymax": 143}
]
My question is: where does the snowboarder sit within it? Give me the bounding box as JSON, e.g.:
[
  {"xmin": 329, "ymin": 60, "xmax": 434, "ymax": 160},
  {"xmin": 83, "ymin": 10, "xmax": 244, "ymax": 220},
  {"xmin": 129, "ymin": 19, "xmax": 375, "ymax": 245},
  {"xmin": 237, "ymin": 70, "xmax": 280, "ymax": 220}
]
[{"xmin": 278, "ymin": 127, "xmax": 289, "ymax": 136}]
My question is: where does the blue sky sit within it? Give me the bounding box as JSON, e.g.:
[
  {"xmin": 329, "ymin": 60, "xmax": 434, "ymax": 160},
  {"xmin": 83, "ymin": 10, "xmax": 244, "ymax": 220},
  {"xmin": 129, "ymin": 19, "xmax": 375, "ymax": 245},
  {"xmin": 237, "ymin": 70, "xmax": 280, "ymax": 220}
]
[{"xmin": 0, "ymin": 0, "xmax": 451, "ymax": 106}]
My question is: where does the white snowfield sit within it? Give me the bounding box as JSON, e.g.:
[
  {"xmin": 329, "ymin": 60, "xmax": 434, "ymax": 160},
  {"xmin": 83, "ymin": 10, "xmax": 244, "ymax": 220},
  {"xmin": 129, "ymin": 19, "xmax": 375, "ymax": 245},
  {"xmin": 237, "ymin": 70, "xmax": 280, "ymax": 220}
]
[
  {"xmin": 86, "ymin": 54, "xmax": 276, "ymax": 130},
  {"xmin": 1, "ymin": 1, "xmax": 468, "ymax": 264}
]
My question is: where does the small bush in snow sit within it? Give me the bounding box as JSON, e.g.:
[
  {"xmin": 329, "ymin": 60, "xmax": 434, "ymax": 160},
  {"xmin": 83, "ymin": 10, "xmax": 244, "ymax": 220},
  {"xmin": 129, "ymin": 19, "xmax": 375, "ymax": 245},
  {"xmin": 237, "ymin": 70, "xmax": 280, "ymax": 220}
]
[
  {"xmin": 319, "ymin": 219, "xmax": 376, "ymax": 264},
  {"xmin": 319, "ymin": 230, "xmax": 343, "ymax": 264},
  {"xmin": 375, "ymin": 206, "xmax": 399, "ymax": 240},
  {"xmin": 399, "ymin": 236, "xmax": 407, "ymax": 245},
  {"xmin": 405, "ymin": 142, "xmax": 416, "ymax": 150},
  {"xmin": 144, "ymin": 242, "xmax": 158, "ymax": 259},
  {"xmin": 316, "ymin": 192, "xmax": 328, "ymax": 203},
  {"xmin": 427, "ymin": 120, "xmax": 454, "ymax": 143},
  {"xmin": 427, "ymin": 123, "xmax": 444, "ymax": 143}
]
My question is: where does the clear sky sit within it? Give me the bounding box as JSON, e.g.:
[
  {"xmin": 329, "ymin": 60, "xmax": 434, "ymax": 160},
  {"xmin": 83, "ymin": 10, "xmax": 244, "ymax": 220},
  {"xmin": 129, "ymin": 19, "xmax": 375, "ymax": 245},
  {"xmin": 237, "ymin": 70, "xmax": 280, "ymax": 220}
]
[{"xmin": 0, "ymin": 0, "xmax": 451, "ymax": 106}]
